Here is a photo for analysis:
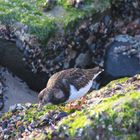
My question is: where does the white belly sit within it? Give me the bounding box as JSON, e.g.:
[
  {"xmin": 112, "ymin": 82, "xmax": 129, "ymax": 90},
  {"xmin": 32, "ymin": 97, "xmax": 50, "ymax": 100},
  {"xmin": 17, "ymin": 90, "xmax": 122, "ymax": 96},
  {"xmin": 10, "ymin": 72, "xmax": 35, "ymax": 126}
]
[{"xmin": 67, "ymin": 80, "xmax": 93, "ymax": 103}]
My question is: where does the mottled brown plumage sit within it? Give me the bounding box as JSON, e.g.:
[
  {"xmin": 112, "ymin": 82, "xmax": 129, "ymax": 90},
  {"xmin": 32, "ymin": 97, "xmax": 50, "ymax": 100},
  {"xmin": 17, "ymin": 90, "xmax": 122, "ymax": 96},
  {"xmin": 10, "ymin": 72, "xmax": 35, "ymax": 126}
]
[
  {"xmin": 38, "ymin": 67, "xmax": 102, "ymax": 105},
  {"xmin": 47, "ymin": 67, "xmax": 100, "ymax": 90}
]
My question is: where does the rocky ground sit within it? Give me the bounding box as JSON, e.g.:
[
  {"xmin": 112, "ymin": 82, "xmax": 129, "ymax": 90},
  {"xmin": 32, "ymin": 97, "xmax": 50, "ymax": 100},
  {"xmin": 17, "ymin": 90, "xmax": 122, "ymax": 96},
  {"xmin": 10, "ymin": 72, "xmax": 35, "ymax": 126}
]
[
  {"xmin": 0, "ymin": 0, "xmax": 140, "ymax": 139},
  {"xmin": 0, "ymin": 74, "xmax": 140, "ymax": 140}
]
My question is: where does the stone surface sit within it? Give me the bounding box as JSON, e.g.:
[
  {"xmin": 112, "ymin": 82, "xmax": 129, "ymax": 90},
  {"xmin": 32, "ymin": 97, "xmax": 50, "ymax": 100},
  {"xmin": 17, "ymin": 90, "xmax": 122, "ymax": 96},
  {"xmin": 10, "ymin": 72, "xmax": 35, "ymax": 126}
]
[
  {"xmin": 104, "ymin": 35, "xmax": 140, "ymax": 78},
  {"xmin": 111, "ymin": 0, "xmax": 140, "ymax": 20}
]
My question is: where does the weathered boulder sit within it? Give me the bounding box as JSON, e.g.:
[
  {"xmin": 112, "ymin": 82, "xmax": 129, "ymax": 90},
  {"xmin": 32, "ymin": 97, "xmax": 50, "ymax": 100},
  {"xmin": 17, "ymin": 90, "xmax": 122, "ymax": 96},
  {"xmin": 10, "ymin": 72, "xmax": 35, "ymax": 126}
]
[{"xmin": 104, "ymin": 35, "xmax": 140, "ymax": 78}]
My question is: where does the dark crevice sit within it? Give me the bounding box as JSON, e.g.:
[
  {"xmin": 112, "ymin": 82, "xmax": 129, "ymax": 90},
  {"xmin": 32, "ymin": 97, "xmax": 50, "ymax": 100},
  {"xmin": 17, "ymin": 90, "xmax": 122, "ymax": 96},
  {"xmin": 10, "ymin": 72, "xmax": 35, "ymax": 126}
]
[{"xmin": 0, "ymin": 39, "xmax": 48, "ymax": 92}]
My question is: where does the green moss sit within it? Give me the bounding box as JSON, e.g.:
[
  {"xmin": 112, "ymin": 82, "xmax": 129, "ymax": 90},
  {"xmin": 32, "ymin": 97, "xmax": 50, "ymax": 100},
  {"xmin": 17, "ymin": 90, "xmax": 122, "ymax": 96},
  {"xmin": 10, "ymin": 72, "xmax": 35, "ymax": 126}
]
[
  {"xmin": 0, "ymin": 0, "xmax": 110, "ymax": 42},
  {"xmin": 57, "ymin": 76, "xmax": 140, "ymax": 139},
  {"xmin": 23, "ymin": 104, "xmax": 60, "ymax": 122},
  {"xmin": 105, "ymin": 77, "xmax": 128, "ymax": 89},
  {"xmin": 89, "ymin": 91, "xmax": 140, "ymax": 138},
  {"xmin": 1, "ymin": 111, "xmax": 12, "ymax": 120},
  {"xmin": 59, "ymin": 111, "xmax": 90, "ymax": 136},
  {"xmin": 123, "ymin": 134, "xmax": 140, "ymax": 140}
]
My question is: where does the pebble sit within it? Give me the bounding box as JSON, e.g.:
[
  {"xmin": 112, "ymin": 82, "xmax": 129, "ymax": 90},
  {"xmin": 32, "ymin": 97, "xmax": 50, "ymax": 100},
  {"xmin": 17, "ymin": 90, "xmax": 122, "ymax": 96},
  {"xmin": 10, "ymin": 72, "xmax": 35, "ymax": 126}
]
[
  {"xmin": 4, "ymin": 134, "xmax": 10, "ymax": 139},
  {"xmin": 55, "ymin": 112, "xmax": 68, "ymax": 121},
  {"xmin": 19, "ymin": 126, "xmax": 25, "ymax": 133},
  {"xmin": 114, "ymin": 84, "xmax": 122, "ymax": 90},
  {"xmin": 2, "ymin": 121, "xmax": 8, "ymax": 130},
  {"xmin": 16, "ymin": 104, "xmax": 24, "ymax": 110},
  {"xmin": 9, "ymin": 104, "xmax": 17, "ymax": 112}
]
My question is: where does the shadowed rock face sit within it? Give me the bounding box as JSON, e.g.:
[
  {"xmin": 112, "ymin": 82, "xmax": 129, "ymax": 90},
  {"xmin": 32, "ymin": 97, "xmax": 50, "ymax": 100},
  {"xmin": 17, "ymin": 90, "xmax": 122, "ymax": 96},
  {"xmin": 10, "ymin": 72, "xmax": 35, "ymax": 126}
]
[
  {"xmin": 111, "ymin": 0, "xmax": 140, "ymax": 20},
  {"xmin": 0, "ymin": 39, "xmax": 48, "ymax": 91}
]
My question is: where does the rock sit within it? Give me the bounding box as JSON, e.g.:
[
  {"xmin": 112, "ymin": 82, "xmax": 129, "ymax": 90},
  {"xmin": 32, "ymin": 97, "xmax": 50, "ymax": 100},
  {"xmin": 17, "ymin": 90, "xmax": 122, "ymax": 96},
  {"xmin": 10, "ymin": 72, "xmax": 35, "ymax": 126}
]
[
  {"xmin": 111, "ymin": 0, "xmax": 140, "ymax": 20},
  {"xmin": 25, "ymin": 103, "xmax": 32, "ymax": 108},
  {"xmin": 19, "ymin": 126, "xmax": 25, "ymax": 133},
  {"xmin": 2, "ymin": 121, "xmax": 8, "ymax": 130},
  {"xmin": 9, "ymin": 104, "xmax": 17, "ymax": 113},
  {"xmin": 43, "ymin": 0, "xmax": 56, "ymax": 11},
  {"xmin": 0, "ymin": 75, "xmax": 140, "ymax": 139},
  {"xmin": 55, "ymin": 112, "xmax": 68, "ymax": 121},
  {"xmin": 0, "ymin": 76, "xmax": 4, "ymax": 110},
  {"xmin": 75, "ymin": 51, "xmax": 92, "ymax": 68},
  {"xmin": 104, "ymin": 35, "xmax": 140, "ymax": 78},
  {"xmin": 67, "ymin": 0, "xmax": 84, "ymax": 8}
]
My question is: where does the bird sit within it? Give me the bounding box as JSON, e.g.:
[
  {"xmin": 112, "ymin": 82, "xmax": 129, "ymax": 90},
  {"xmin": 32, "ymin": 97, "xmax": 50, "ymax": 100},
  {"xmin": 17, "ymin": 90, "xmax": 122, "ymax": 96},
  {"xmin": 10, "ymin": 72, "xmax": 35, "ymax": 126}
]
[{"xmin": 38, "ymin": 67, "xmax": 103, "ymax": 106}]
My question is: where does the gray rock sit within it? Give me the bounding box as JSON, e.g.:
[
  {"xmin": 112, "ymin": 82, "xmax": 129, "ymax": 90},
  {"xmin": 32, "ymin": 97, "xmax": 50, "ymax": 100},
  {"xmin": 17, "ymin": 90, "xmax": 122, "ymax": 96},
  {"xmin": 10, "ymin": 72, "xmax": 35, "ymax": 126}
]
[
  {"xmin": 19, "ymin": 125, "xmax": 25, "ymax": 133},
  {"xmin": 2, "ymin": 121, "xmax": 8, "ymax": 130},
  {"xmin": 9, "ymin": 104, "xmax": 17, "ymax": 112},
  {"xmin": 75, "ymin": 51, "xmax": 92, "ymax": 68},
  {"xmin": 111, "ymin": 0, "xmax": 140, "ymax": 20},
  {"xmin": 104, "ymin": 35, "xmax": 140, "ymax": 78},
  {"xmin": 55, "ymin": 112, "xmax": 68, "ymax": 121}
]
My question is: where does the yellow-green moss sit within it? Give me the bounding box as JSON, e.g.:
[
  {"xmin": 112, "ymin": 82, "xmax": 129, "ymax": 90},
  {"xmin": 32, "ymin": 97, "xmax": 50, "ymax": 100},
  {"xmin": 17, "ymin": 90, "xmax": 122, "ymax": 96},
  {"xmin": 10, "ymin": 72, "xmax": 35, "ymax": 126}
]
[
  {"xmin": 0, "ymin": 0, "xmax": 110, "ymax": 41},
  {"xmin": 57, "ymin": 76, "xmax": 140, "ymax": 139}
]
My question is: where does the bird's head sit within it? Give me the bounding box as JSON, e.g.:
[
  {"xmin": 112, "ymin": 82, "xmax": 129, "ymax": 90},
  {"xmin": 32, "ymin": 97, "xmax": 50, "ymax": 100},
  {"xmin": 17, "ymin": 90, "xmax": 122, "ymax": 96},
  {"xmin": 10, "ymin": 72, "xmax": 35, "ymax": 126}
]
[{"xmin": 38, "ymin": 87, "xmax": 65, "ymax": 106}]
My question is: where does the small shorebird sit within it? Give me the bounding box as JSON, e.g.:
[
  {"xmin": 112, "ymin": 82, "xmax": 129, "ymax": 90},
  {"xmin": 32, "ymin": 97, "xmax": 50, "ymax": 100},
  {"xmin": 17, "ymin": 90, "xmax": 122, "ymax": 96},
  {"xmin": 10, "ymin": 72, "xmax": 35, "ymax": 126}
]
[{"xmin": 38, "ymin": 67, "xmax": 103, "ymax": 106}]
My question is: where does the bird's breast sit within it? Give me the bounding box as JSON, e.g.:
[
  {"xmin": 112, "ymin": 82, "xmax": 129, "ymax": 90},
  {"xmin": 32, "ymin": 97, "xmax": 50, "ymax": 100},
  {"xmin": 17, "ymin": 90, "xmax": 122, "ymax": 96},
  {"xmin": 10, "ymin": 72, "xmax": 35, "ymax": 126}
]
[{"xmin": 66, "ymin": 80, "xmax": 93, "ymax": 102}]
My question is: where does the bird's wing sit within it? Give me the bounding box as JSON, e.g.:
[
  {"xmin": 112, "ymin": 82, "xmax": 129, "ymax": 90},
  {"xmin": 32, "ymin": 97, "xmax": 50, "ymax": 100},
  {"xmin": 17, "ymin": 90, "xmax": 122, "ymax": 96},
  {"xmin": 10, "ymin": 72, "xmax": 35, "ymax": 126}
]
[{"xmin": 64, "ymin": 69, "xmax": 92, "ymax": 90}]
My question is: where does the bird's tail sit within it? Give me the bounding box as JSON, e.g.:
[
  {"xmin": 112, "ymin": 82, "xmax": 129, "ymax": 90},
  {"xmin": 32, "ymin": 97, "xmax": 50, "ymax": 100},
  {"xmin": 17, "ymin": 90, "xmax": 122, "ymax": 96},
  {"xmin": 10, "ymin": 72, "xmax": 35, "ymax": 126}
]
[{"xmin": 93, "ymin": 70, "xmax": 114, "ymax": 90}]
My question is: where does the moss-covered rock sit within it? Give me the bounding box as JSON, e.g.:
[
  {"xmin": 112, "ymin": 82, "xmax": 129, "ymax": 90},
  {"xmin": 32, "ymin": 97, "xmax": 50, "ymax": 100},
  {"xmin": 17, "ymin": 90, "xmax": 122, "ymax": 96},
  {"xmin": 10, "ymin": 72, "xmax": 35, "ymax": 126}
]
[
  {"xmin": 0, "ymin": 75, "xmax": 140, "ymax": 139},
  {"xmin": 0, "ymin": 0, "xmax": 111, "ymax": 75},
  {"xmin": 0, "ymin": 0, "xmax": 110, "ymax": 41}
]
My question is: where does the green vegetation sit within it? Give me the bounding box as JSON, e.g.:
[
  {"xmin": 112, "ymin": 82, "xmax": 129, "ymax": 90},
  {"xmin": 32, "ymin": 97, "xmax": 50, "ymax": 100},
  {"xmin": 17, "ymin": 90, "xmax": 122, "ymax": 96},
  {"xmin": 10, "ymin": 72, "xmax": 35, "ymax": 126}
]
[
  {"xmin": 57, "ymin": 76, "xmax": 140, "ymax": 139},
  {"xmin": 0, "ymin": 0, "xmax": 110, "ymax": 41},
  {"xmin": 58, "ymin": 91, "xmax": 140, "ymax": 139}
]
